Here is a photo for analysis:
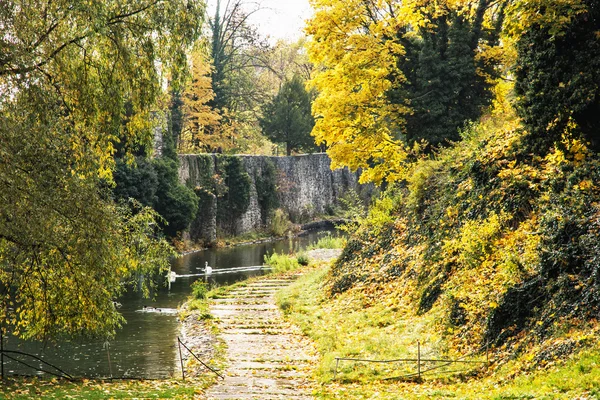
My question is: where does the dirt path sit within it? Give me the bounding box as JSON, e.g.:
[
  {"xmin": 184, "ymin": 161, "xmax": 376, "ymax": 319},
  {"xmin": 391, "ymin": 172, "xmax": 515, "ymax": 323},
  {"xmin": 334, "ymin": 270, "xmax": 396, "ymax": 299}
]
[{"xmin": 205, "ymin": 274, "xmax": 316, "ymax": 400}]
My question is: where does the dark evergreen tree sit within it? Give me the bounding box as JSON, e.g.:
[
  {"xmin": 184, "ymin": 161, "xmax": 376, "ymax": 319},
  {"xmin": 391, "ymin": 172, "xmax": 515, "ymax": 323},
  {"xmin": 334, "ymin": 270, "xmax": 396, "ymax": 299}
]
[
  {"xmin": 216, "ymin": 156, "xmax": 252, "ymax": 231},
  {"xmin": 260, "ymin": 75, "xmax": 316, "ymax": 155},
  {"xmin": 169, "ymin": 89, "xmax": 184, "ymax": 150},
  {"xmin": 514, "ymin": 0, "xmax": 600, "ymax": 153},
  {"xmin": 113, "ymin": 158, "xmax": 158, "ymax": 207},
  {"xmin": 113, "ymin": 121, "xmax": 199, "ymax": 238},
  {"xmin": 389, "ymin": 9, "xmax": 498, "ymax": 149}
]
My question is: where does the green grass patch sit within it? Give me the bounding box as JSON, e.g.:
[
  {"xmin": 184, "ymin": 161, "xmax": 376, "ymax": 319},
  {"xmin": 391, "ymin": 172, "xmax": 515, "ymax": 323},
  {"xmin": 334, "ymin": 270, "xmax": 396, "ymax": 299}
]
[
  {"xmin": 216, "ymin": 229, "xmax": 273, "ymax": 247},
  {"xmin": 277, "ymin": 264, "xmax": 600, "ymax": 399},
  {"xmin": 206, "ymin": 280, "xmax": 248, "ymax": 299},
  {"xmin": 0, "ymin": 377, "xmax": 209, "ymax": 399},
  {"xmin": 184, "ymin": 298, "xmax": 212, "ymax": 320},
  {"xmin": 307, "ymin": 233, "xmax": 346, "ymax": 250},
  {"xmin": 264, "ymin": 252, "xmax": 301, "ymax": 272}
]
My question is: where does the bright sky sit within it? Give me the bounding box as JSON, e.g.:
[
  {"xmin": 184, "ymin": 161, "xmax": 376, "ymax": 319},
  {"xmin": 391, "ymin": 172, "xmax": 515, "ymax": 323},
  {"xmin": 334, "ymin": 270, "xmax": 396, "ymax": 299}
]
[{"xmin": 207, "ymin": 0, "xmax": 313, "ymax": 43}]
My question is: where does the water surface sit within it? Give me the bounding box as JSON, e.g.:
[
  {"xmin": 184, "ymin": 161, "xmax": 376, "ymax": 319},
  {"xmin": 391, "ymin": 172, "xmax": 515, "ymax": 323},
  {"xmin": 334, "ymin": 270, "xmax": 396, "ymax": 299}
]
[{"xmin": 2, "ymin": 229, "xmax": 335, "ymax": 378}]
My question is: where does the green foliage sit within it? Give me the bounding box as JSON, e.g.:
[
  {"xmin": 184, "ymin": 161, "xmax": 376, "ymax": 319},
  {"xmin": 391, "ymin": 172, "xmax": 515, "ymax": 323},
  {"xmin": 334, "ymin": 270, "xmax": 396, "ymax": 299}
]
[
  {"xmin": 268, "ymin": 208, "xmax": 291, "ymax": 237},
  {"xmin": 113, "ymin": 157, "xmax": 158, "ymax": 207},
  {"xmin": 191, "ymin": 280, "xmax": 209, "ymax": 300},
  {"xmin": 256, "ymin": 160, "xmax": 280, "ymax": 223},
  {"xmin": 186, "ymin": 299, "xmax": 212, "ymax": 320},
  {"xmin": 264, "ymin": 252, "xmax": 300, "ymax": 272},
  {"xmin": 152, "ymin": 157, "xmax": 199, "ymax": 237},
  {"xmin": 308, "ymin": 233, "xmax": 347, "ymax": 250},
  {"xmin": 260, "ymin": 75, "xmax": 317, "ymax": 155},
  {"xmin": 0, "ymin": 0, "xmax": 203, "ymax": 339},
  {"xmin": 296, "ymin": 253, "xmax": 310, "ymax": 266},
  {"xmin": 113, "ymin": 146, "xmax": 199, "ymax": 239},
  {"xmin": 328, "ymin": 100, "xmax": 600, "ymax": 355},
  {"xmin": 391, "ymin": 12, "xmax": 496, "ymax": 149},
  {"xmin": 216, "ymin": 156, "xmax": 252, "ymax": 229},
  {"xmin": 333, "ymin": 189, "xmax": 368, "ymax": 233},
  {"xmin": 514, "ymin": 0, "xmax": 600, "ymax": 153}
]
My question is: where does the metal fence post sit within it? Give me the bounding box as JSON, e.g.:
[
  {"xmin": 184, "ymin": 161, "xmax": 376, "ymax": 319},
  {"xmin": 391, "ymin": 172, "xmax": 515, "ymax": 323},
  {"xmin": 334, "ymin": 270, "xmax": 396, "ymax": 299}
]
[
  {"xmin": 104, "ymin": 341, "xmax": 113, "ymax": 379},
  {"xmin": 178, "ymin": 337, "xmax": 185, "ymax": 381},
  {"xmin": 417, "ymin": 341, "xmax": 421, "ymax": 380},
  {"xmin": 334, "ymin": 358, "xmax": 339, "ymax": 380}
]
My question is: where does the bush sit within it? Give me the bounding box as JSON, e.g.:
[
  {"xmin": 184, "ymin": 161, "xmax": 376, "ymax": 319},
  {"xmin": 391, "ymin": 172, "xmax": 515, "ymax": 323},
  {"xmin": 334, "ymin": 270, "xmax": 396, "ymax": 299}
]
[
  {"xmin": 269, "ymin": 208, "xmax": 290, "ymax": 236},
  {"xmin": 308, "ymin": 233, "xmax": 346, "ymax": 250},
  {"xmin": 113, "ymin": 157, "xmax": 158, "ymax": 207},
  {"xmin": 296, "ymin": 253, "xmax": 310, "ymax": 266},
  {"xmin": 264, "ymin": 252, "xmax": 299, "ymax": 272},
  {"xmin": 191, "ymin": 280, "xmax": 208, "ymax": 300},
  {"xmin": 153, "ymin": 157, "xmax": 199, "ymax": 237}
]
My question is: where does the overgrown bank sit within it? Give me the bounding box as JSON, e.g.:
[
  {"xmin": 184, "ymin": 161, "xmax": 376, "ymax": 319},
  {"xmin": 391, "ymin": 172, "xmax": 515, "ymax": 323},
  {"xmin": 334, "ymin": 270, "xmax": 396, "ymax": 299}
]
[
  {"xmin": 276, "ymin": 102, "xmax": 600, "ymax": 398},
  {"xmin": 278, "ymin": 265, "xmax": 600, "ymax": 399}
]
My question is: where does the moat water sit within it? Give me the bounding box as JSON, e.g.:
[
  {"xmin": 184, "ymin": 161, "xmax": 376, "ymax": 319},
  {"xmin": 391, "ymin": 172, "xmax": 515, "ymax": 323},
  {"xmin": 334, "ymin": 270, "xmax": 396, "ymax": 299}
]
[{"xmin": 2, "ymin": 229, "xmax": 335, "ymax": 379}]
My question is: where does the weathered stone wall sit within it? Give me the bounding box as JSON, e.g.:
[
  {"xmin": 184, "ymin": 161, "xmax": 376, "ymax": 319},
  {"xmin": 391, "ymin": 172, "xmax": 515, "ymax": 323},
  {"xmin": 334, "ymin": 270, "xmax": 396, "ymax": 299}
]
[{"xmin": 178, "ymin": 153, "xmax": 370, "ymax": 243}]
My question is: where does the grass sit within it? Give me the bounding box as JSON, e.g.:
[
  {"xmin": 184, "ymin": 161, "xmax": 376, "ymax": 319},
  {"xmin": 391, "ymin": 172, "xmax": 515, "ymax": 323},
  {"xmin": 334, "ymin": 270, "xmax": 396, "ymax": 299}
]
[
  {"xmin": 205, "ymin": 280, "xmax": 248, "ymax": 299},
  {"xmin": 277, "ymin": 264, "xmax": 600, "ymax": 399},
  {"xmin": 0, "ymin": 376, "xmax": 210, "ymax": 399},
  {"xmin": 307, "ymin": 233, "xmax": 346, "ymax": 250},
  {"xmin": 184, "ymin": 298, "xmax": 212, "ymax": 319},
  {"xmin": 264, "ymin": 252, "xmax": 301, "ymax": 272}
]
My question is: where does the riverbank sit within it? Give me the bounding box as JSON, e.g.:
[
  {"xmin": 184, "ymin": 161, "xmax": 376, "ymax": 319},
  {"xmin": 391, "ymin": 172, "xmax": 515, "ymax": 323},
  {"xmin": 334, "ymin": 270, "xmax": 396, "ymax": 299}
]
[
  {"xmin": 178, "ymin": 218, "xmax": 345, "ymax": 255},
  {"xmin": 276, "ymin": 264, "xmax": 600, "ymax": 399},
  {"xmin": 0, "ymin": 241, "xmax": 342, "ymax": 399},
  {"xmin": 0, "ymin": 376, "xmax": 210, "ymax": 399},
  {"xmin": 174, "ymin": 248, "xmax": 341, "ymax": 398}
]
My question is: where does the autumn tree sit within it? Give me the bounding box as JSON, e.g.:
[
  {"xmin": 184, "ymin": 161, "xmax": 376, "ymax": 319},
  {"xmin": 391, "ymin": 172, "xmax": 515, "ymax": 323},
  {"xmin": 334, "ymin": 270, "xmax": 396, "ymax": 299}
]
[
  {"xmin": 179, "ymin": 48, "xmax": 222, "ymax": 153},
  {"xmin": 256, "ymin": 39, "xmax": 313, "ymax": 96},
  {"xmin": 0, "ymin": 0, "xmax": 204, "ymax": 340},
  {"xmin": 306, "ymin": 0, "xmax": 409, "ymax": 184},
  {"xmin": 260, "ymin": 75, "xmax": 316, "ymax": 155},
  {"xmin": 206, "ymin": 0, "xmax": 278, "ymax": 153},
  {"xmin": 306, "ymin": 0, "xmax": 509, "ymax": 183}
]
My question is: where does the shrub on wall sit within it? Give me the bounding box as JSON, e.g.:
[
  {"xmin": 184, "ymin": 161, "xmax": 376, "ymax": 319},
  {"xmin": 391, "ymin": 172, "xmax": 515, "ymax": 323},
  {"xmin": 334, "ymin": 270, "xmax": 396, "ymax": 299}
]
[
  {"xmin": 256, "ymin": 159, "xmax": 279, "ymax": 223},
  {"xmin": 216, "ymin": 156, "xmax": 252, "ymax": 230},
  {"xmin": 152, "ymin": 157, "xmax": 199, "ymax": 237},
  {"xmin": 269, "ymin": 208, "xmax": 291, "ymax": 236}
]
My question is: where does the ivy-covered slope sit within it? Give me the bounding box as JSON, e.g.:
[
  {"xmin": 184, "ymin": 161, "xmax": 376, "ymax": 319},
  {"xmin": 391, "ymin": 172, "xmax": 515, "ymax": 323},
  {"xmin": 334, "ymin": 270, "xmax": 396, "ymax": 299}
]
[{"xmin": 330, "ymin": 102, "xmax": 600, "ymax": 361}]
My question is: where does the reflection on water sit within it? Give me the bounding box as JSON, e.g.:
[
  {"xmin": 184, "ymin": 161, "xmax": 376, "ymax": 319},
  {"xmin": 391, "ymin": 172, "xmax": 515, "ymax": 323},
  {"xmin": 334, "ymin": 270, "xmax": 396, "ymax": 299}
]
[{"xmin": 3, "ymin": 229, "xmax": 336, "ymax": 379}]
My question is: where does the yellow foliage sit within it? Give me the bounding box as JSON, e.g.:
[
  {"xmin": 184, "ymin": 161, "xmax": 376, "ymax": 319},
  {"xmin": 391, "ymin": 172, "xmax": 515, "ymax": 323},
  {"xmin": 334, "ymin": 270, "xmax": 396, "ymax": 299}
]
[
  {"xmin": 306, "ymin": 0, "xmax": 409, "ymax": 184},
  {"xmin": 180, "ymin": 48, "xmax": 222, "ymax": 153}
]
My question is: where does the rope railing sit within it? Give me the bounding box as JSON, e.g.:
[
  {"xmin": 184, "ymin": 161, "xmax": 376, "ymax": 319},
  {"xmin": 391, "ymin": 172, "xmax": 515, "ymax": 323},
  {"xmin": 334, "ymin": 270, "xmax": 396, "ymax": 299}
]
[
  {"xmin": 177, "ymin": 337, "xmax": 224, "ymax": 380},
  {"xmin": 0, "ymin": 350, "xmax": 74, "ymax": 380},
  {"xmin": 334, "ymin": 340, "xmax": 490, "ymax": 380}
]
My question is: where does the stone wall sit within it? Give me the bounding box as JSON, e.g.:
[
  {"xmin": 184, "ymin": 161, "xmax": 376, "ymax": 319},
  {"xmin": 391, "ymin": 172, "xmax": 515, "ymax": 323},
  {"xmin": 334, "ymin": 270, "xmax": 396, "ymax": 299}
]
[{"xmin": 178, "ymin": 153, "xmax": 370, "ymax": 243}]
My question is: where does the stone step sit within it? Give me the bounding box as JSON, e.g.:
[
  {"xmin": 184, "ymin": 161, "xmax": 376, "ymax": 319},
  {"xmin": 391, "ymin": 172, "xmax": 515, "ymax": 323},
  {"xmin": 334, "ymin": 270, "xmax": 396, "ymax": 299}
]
[
  {"xmin": 205, "ymin": 273, "xmax": 314, "ymax": 399},
  {"xmin": 227, "ymin": 361, "xmax": 312, "ymax": 370},
  {"xmin": 211, "ymin": 304, "xmax": 278, "ymax": 310},
  {"xmin": 220, "ymin": 329, "xmax": 288, "ymax": 335}
]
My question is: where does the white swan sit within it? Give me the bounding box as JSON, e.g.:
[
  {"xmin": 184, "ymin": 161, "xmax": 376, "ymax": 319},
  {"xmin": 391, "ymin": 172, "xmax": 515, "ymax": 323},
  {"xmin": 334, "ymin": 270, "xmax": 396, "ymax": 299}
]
[{"xmin": 204, "ymin": 261, "xmax": 213, "ymax": 274}]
